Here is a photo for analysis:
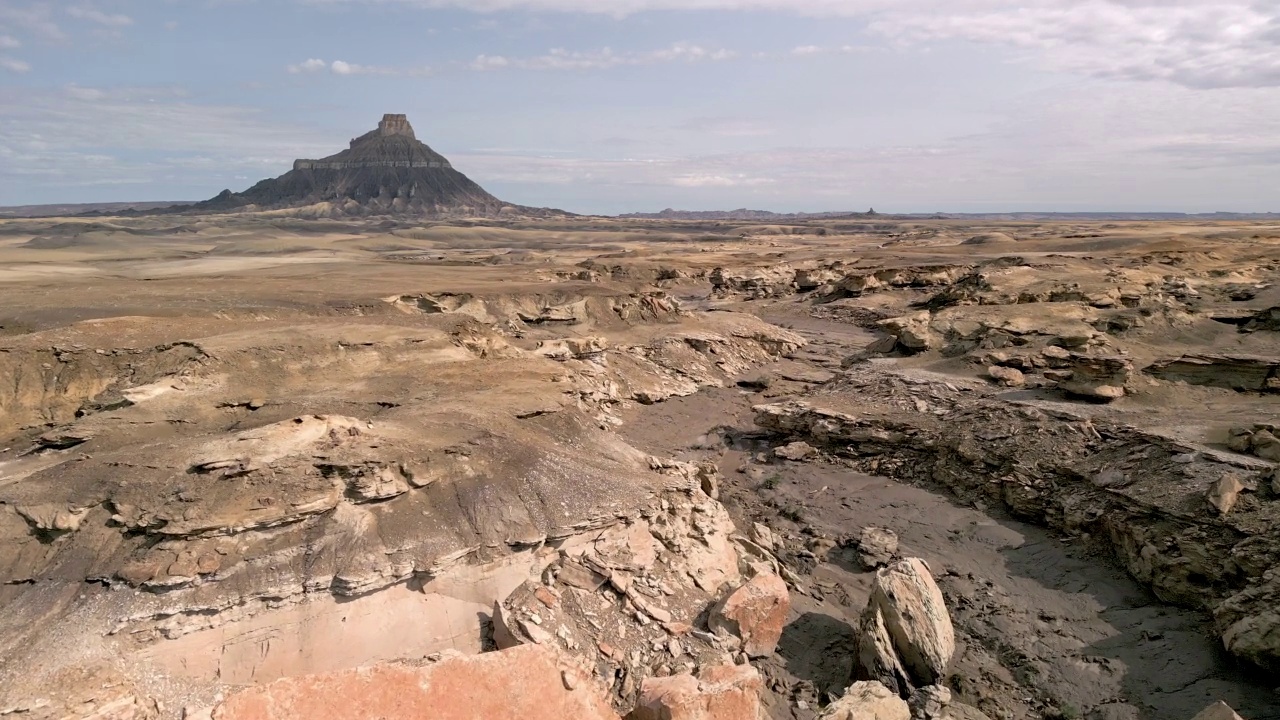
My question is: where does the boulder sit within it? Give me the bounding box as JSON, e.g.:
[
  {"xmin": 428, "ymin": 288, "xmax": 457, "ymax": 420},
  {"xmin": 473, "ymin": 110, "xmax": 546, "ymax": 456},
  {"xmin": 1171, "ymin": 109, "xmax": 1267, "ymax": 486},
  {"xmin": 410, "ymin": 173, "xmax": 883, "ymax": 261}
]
[
  {"xmin": 857, "ymin": 527, "xmax": 899, "ymax": 569},
  {"xmin": 628, "ymin": 663, "xmax": 763, "ymax": 720},
  {"xmin": 709, "ymin": 572, "xmax": 791, "ymax": 657},
  {"xmin": 985, "ymin": 366, "xmax": 1025, "ymax": 388},
  {"xmin": 1251, "ymin": 430, "xmax": 1280, "ymax": 461},
  {"xmin": 211, "ymin": 645, "xmax": 620, "ymax": 720},
  {"xmin": 1207, "ymin": 474, "xmax": 1248, "ymax": 515},
  {"xmin": 1057, "ymin": 353, "xmax": 1132, "ymax": 401},
  {"xmin": 775, "ymin": 441, "xmax": 816, "ymax": 461},
  {"xmin": 1190, "ymin": 702, "xmax": 1245, "ymax": 720},
  {"xmin": 854, "ymin": 558, "xmax": 955, "ymax": 695},
  {"xmin": 817, "ymin": 681, "xmax": 910, "ymax": 720},
  {"xmin": 865, "ymin": 335, "xmax": 899, "ymax": 355},
  {"xmin": 877, "ymin": 312, "xmax": 938, "ymax": 353},
  {"xmin": 906, "ymin": 685, "xmax": 994, "ymax": 720}
]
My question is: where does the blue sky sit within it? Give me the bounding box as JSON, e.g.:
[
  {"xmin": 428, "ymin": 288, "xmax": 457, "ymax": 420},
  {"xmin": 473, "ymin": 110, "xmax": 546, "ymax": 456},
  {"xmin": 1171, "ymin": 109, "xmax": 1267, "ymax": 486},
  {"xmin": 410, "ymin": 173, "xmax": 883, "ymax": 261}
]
[{"xmin": 1, "ymin": 0, "xmax": 1278, "ymax": 213}]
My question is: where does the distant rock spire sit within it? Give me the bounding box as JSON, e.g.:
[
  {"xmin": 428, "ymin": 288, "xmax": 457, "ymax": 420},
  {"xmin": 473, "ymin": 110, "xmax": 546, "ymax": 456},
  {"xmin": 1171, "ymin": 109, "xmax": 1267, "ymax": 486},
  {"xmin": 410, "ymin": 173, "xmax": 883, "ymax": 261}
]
[{"xmin": 377, "ymin": 113, "xmax": 415, "ymax": 139}]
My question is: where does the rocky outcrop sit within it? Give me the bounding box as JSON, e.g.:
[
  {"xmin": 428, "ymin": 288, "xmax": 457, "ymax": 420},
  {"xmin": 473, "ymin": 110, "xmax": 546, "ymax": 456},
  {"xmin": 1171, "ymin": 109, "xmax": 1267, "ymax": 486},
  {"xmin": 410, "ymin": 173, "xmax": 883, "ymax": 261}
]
[
  {"xmin": 877, "ymin": 312, "xmax": 938, "ymax": 353},
  {"xmin": 209, "ymin": 645, "xmax": 620, "ymax": 720},
  {"xmin": 628, "ymin": 663, "xmax": 763, "ymax": 720},
  {"xmin": 189, "ymin": 114, "xmax": 521, "ymax": 217},
  {"xmin": 493, "ymin": 484, "xmax": 751, "ymax": 709},
  {"xmin": 1145, "ymin": 354, "xmax": 1280, "ymax": 393},
  {"xmin": 854, "ymin": 558, "xmax": 955, "ymax": 696},
  {"xmin": 817, "ymin": 681, "xmax": 910, "ymax": 720},
  {"xmin": 751, "ymin": 374, "xmax": 1280, "ymax": 673},
  {"xmin": 1056, "ymin": 353, "xmax": 1132, "ymax": 401},
  {"xmin": 1241, "ymin": 306, "xmax": 1280, "ymax": 333},
  {"xmin": 710, "ymin": 266, "xmax": 796, "ymax": 299}
]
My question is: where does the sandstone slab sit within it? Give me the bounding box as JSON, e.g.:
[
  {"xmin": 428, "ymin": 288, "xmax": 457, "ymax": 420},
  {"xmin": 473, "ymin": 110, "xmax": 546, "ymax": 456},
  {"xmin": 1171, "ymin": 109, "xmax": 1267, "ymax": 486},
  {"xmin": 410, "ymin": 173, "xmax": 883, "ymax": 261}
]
[
  {"xmin": 211, "ymin": 645, "xmax": 620, "ymax": 720},
  {"xmin": 709, "ymin": 572, "xmax": 791, "ymax": 657}
]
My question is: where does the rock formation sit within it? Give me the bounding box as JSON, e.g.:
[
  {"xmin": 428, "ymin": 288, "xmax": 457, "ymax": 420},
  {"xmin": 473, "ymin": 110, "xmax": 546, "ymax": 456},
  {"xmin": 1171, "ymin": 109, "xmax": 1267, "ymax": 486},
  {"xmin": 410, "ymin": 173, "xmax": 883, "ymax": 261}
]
[
  {"xmin": 190, "ymin": 114, "xmax": 522, "ymax": 217},
  {"xmin": 854, "ymin": 558, "xmax": 956, "ymax": 696},
  {"xmin": 817, "ymin": 681, "xmax": 910, "ymax": 720}
]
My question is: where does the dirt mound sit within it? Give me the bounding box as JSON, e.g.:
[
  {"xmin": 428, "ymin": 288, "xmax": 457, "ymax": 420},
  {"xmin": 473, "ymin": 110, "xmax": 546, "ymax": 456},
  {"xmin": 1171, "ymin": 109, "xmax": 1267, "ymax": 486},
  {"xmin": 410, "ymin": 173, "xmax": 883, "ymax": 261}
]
[{"xmin": 960, "ymin": 232, "xmax": 1017, "ymax": 245}]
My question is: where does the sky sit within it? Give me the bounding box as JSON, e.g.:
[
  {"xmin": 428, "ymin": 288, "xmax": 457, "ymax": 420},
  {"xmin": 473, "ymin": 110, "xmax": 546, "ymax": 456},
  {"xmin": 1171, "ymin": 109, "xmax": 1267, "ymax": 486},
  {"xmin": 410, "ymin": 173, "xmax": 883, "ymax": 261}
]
[{"xmin": 0, "ymin": 0, "xmax": 1278, "ymax": 214}]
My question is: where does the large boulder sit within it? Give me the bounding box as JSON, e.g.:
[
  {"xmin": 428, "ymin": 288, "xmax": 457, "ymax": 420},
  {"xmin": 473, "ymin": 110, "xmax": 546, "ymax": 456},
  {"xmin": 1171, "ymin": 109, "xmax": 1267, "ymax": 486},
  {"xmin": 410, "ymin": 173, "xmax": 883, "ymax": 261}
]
[
  {"xmin": 1190, "ymin": 702, "xmax": 1245, "ymax": 720},
  {"xmin": 817, "ymin": 681, "xmax": 910, "ymax": 720},
  {"xmin": 877, "ymin": 312, "xmax": 938, "ymax": 353},
  {"xmin": 210, "ymin": 645, "xmax": 620, "ymax": 720},
  {"xmin": 628, "ymin": 663, "xmax": 763, "ymax": 720},
  {"xmin": 1057, "ymin": 353, "xmax": 1132, "ymax": 401},
  {"xmin": 709, "ymin": 572, "xmax": 791, "ymax": 657},
  {"xmin": 854, "ymin": 558, "xmax": 955, "ymax": 695}
]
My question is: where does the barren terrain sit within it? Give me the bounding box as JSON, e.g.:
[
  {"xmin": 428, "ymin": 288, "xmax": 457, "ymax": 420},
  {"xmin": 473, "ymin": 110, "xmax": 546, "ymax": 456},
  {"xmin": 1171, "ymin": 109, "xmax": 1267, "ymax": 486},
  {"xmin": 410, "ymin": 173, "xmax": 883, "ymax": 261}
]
[{"xmin": 0, "ymin": 213, "xmax": 1277, "ymax": 719}]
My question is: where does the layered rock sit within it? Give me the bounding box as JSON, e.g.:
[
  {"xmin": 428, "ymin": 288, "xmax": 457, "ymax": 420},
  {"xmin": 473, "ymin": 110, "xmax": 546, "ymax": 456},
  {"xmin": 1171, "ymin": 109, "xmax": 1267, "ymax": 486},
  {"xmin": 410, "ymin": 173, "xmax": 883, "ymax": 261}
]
[
  {"xmin": 854, "ymin": 558, "xmax": 955, "ymax": 696},
  {"xmin": 1055, "ymin": 352, "xmax": 1132, "ymax": 401},
  {"xmin": 751, "ymin": 369, "xmax": 1280, "ymax": 673},
  {"xmin": 1145, "ymin": 353, "xmax": 1280, "ymax": 393},
  {"xmin": 189, "ymin": 114, "xmax": 518, "ymax": 217}
]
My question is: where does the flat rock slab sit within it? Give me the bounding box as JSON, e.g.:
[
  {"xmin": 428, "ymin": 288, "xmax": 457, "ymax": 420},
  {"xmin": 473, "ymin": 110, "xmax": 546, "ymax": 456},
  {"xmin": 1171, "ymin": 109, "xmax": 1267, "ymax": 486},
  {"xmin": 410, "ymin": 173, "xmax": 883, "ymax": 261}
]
[{"xmin": 211, "ymin": 645, "xmax": 619, "ymax": 720}]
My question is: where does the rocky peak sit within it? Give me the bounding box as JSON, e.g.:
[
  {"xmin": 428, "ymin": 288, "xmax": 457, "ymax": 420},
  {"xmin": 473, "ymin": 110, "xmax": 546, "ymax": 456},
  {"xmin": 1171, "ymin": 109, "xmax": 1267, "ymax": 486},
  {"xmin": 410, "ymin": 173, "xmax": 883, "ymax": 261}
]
[{"xmin": 377, "ymin": 113, "xmax": 415, "ymax": 140}]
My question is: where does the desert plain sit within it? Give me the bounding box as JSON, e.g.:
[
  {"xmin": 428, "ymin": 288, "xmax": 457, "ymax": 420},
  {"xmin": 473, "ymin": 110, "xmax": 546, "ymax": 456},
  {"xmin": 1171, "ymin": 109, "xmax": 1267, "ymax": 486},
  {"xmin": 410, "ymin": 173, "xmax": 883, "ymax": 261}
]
[{"xmin": 0, "ymin": 212, "xmax": 1278, "ymax": 720}]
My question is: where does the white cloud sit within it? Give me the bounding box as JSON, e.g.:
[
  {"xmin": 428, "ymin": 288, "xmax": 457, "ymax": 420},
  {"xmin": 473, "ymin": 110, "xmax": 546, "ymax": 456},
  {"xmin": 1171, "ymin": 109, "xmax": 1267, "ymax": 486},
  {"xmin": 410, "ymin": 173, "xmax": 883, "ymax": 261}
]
[
  {"xmin": 671, "ymin": 173, "xmax": 775, "ymax": 187},
  {"xmin": 0, "ymin": 35, "xmax": 20, "ymax": 50},
  {"xmin": 872, "ymin": 2, "xmax": 1280, "ymax": 89},
  {"xmin": 791, "ymin": 45, "xmax": 823, "ymax": 56},
  {"xmin": 288, "ymin": 58, "xmax": 420, "ymax": 75},
  {"xmin": 470, "ymin": 54, "xmax": 510, "ymax": 70},
  {"xmin": 0, "ymin": 58, "xmax": 31, "ymax": 73},
  {"xmin": 287, "ymin": 58, "xmax": 329, "ymax": 73},
  {"xmin": 0, "ymin": 3, "xmax": 66, "ymax": 41},
  {"xmin": 66, "ymin": 6, "xmax": 134, "ymax": 27},
  {"xmin": 471, "ymin": 43, "xmax": 735, "ymax": 71},
  {"xmin": 303, "ymin": 0, "xmax": 1280, "ymax": 89}
]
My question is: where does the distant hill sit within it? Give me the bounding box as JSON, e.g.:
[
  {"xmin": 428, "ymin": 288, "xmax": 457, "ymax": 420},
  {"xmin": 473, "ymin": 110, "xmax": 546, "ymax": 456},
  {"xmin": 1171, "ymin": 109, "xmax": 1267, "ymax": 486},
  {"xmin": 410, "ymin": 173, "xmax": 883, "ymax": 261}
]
[
  {"xmin": 617, "ymin": 208, "xmax": 1278, "ymax": 221},
  {"xmin": 184, "ymin": 114, "xmax": 562, "ymax": 218},
  {"xmin": 617, "ymin": 208, "xmax": 879, "ymax": 220},
  {"xmin": 0, "ymin": 201, "xmax": 191, "ymax": 218}
]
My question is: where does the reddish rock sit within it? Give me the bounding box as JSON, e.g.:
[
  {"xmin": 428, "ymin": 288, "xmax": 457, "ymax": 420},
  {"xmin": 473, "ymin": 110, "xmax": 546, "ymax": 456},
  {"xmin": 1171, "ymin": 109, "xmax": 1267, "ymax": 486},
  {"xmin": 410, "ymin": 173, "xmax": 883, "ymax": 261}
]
[
  {"xmin": 709, "ymin": 572, "xmax": 790, "ymax": 657},
  {"xmin": 211, "ymin": 645, "xmax": 620, "ymax": 720},
  {"xmin": 628, "ymin": 663, "xmax": 763, "ymax": 720}
]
